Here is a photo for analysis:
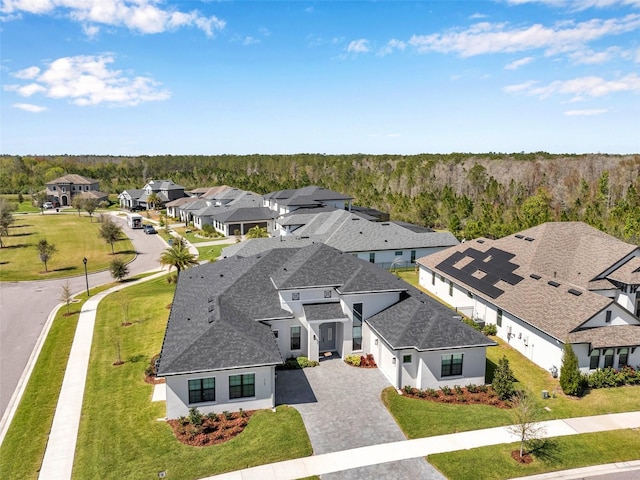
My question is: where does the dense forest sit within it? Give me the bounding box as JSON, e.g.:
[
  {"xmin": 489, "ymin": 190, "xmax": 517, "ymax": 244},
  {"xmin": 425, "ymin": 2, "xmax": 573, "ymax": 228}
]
[{"xmin": 1, "ymin": 153, "xmax": 638, "ymax": 244}]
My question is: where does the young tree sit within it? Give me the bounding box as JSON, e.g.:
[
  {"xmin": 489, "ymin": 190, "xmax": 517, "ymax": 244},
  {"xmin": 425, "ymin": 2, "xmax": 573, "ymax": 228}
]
[
  {"xmin": 72, "ymin": 195, "xmax": 85, "ymax": 217},
  {"xmin": 147, "ymin": 192, "xmax": 161, "ymax": 210},
  {"xmin": 245, "ymin": 225, "xmax": 269, "ymax": 239},
  {"xmin": 99, "ymin": 216, "xmax": 123, "ymax": 254},
  {"xmin": 32, "ymin": 191, "xmax": 46, "ymax": 215},
  {"xmin": 17, "ymin": 192, "xmax": 24, "ymax": 204},
  {"xmin": 560, "ymin": 342, "xmax": 585, "ymax": 396},
  {"xmin": 83, "ymin": 198, "xmax": 98, "ymax": 222},
  {"xmin": 160, "ymin": 238, "xmax": 198, "ymax": 274},
  {"xmin": 118, "ymin": 291, "xmax": 130, "ymax": 326},
  {"xmin": 492, "ymin": 355, "xmax": 515, "ymax": 400},
  {"xmin": 109, "ymin": 258, "xmax": 129, "ymax": 282},
  {"xmin": 0, "ymin": 198, "xmax": 17, "ymax": 248},
  {"xmin": 507, "ymin": 390, "xmax": 545, "ymax": 459},
  {"xmin": 112, "ymin": 335, "xmax": 123, "ymax": 365},
  {"xmin": 60, "ymin": 280, "xmax": 73, "ymax": 316},
  {"xmin": 37, "ymin": 238, "xmax": 56, "ymax": 272}
]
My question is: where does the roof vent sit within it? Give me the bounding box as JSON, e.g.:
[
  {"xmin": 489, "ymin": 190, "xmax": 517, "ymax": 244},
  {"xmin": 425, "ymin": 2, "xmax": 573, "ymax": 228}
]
[
  {"xmin": 568, "ymin": 288, "xmax": 583, "ymax": 296},
  {"xmin": 352, "ymin": 217, "xmax": 360, "ymax": 221},
  {"xmin": 220, "ymin": 274, "xmax": 224, "ymax": 278},
  {"xmin": 529, "ymin": 274, "xmax": 541, "ymax": 280},
  {"xmin": 524, "ymin": 237, "xmax": 534, "ymax": 242},
  {"xmin": 381, "ymin": 223, "xmax": 389, "ymax": 226},
  {"xmin": 208, "ymin": 304, "xmax": 215, "ymax": 312},
  {"xmin": 548, "ymin": 280, "xmax": 560, "ymax": 287},
  {"xmin": 515, "ymin": 234, "xmax": 524, "ymax": 239},
  {"xmin": 207, "ymin": 315, "xmax": 215, "ymax": 323}
]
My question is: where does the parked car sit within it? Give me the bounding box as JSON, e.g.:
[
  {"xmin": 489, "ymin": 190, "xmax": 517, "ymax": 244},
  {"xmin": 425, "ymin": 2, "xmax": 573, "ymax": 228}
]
[
  {"xmin": 42, "ymin": 202, "xmax": 53, "ymax": 209},
  {"xmin": 144, "ymin": 225, "xmax": 157, "ymax": 234},
  {"xmin": 130, "ymin": 205, "xmax": 145, "ymax": 212}
]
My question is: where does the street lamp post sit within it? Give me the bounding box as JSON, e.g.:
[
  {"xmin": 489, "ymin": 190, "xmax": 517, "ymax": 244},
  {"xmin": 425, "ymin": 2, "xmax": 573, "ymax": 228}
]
[{"xmin": 83, "ymin": 257, "xmax": 90, "ymax": 297}]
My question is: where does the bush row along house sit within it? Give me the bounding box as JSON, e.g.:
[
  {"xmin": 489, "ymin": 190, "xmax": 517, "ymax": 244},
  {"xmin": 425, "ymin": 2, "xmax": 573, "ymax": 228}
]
[
  {"xmin": 417, "ymin": 222, "xmax": 640, "ymax": 375},
  {"xmin": 157, "ymin": 243, "xmax": 493, "ymax": 418},
  {"xmin": 44, "ymin": 174, "xmax": 109, "ymax": 206}
]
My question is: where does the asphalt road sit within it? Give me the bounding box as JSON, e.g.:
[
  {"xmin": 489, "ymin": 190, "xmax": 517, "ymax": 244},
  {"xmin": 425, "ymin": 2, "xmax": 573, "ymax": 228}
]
[{"xmin": 0, "ymin": 212, "xmax": 168, "ymax": 417}]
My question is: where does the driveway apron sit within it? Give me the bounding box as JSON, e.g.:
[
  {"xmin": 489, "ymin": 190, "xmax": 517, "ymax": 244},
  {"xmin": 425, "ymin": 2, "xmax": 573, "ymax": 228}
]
[{"xmin": 276, "ymin": 355, "xmax": 445, "ymax": 480}]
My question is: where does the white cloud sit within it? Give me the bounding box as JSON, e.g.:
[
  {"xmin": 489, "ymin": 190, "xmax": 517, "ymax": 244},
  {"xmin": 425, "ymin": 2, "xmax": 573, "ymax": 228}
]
[
  {"xmin": 13, "ymin": 102, "xmax": 47, "ymax": 112},
  {"xmin": 4, "ymin": 54, "xmax": 171, "ymax": 106},
  {"xmin": 12, "ymin": 65, "xmax": 40, "ymax": 79},
  {"xmin": 378, "ymin": 39, "xmax": 406, "ymax": 56},
  {"xmin": 505, "ymin": 73, "xmax": 640, "ymax": 99},
  {"xmin": 406, "ymin": 14, "xmax": 640, "ymax": 58},
  {"xmin": 504, "ymin": 0, "xmax": 640, "ymax": 8},
  {"xmin": 568, "ymin": 46, "xmax": 620, "ymax": 64},
  {"xmin": 469, "ymin": 13, "xmax": 488, "ymax": 19},
  {"xmin": 505, "ymin": 56, "xmax": 534, "ymax": 69},
  {"xmin": 564, "ymin": 108, "xmax": 608, "ymax": 115},
  {"xmin": 243, "ymin": 36, "xmax": 259, "ymax": 45},
  {"xmin": 347, "ymin": 39, "xmax": 370, "ymax": 54},
  {"xmin": 0, "ymin": 0, "xmax": 226, "ymax": 37}
]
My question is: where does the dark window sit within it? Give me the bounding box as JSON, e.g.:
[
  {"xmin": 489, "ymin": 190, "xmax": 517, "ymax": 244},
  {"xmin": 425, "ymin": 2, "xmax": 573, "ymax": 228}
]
[
  {"xmin": 353, "ymin": 303, "xmax": 363, "ymax": 350},
  {"xmin": 188, "ymin": 377, "xmax": 215, "ymax": 404},
  {"xmin": 604, "ymin": 348, "xmax": 614, "ymax": 368},
  {"xmin": 432, "ymin": 271, "xmax": 436, "ymax": 285},
  {"xmin": 403, "ymin": 354, "xmax": 412, "ymax": 364},
  {"xmin": 291, "ymin": 326, "xmax": 301, "ymax": 350},
  {"xmin": 411, "ymin": 250, "xmax": 416, "ymax": 263},
  {"xmin": 441, "ymin": 353, "xmax": 463, "ymax": 377},
  {"xmin": 590, "ymin": 349, "xmax": 600, "ymax": 369},
  {"xmin": 618, "ymin": 348, "xmax": 628, "ymax": 368},
  {"xmin": 229, "ymin": 374, "xmax": 255, "ymax": 399},
  {"xmin": 369, "ymin": 252, "xmax": 375, "ymax": 263},
  {"xmin": 395, "ymin": 251, "xmax": 403, "ymax": 256},
  {"xmin": 272, "ymin": 330, "xmax": 278, "ymax": 339},
  {"xmin": 605, "ymin": 310, "xmax": 612, "ymax": 323},
  {"xmin": 497, "ymin": 308, "xmax": 503, "ymax": 327},
  {"xmin": 449, "ymin": 280, "xmax": 454, "ymax": 296}
]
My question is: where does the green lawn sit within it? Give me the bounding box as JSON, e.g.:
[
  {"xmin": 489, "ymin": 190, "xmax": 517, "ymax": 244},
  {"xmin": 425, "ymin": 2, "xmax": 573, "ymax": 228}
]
[
  {"xmin": 73, "ymin": 276, "xmax": 312, "ymax": 479},
  {"xmin": 0, "ymin": 194, "xmax": 41, "ymax": 214},
  {"xmin": 429, "ymin": 430, "xmax": 640, "ymax": 480},
  {"xmin": 172, "ymin": 226, "xmax": 226, "ymax": 244},
  {"xmin": 196, "ymin": 244, "xmax": 226, "ymax": 263},
  {"xmin": 0, "ymin": 213, "xmax": 135, "ymax": 281}
]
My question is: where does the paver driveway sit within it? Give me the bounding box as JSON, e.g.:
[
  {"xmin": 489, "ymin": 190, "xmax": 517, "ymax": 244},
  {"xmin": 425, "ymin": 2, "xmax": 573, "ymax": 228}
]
[{"xmin": 276, "ymin": 354, "xmax": 445, "ymax": 480}]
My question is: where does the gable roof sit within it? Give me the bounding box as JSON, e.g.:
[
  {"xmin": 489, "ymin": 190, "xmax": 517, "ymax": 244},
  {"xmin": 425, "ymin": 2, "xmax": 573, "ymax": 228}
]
[
  {"xmin": 264, "ymin": 185, "xmax": 353, "ymax": 205},
  {"xmin": 418, "ymin": 222, "xmax": 640, "ymax": 343}
]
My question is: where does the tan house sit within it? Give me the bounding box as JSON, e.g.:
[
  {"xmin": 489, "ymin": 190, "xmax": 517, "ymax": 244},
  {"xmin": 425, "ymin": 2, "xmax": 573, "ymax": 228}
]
[{"xmin": 45, "ymin": 174, "xmax": 108, "ymax": 206}]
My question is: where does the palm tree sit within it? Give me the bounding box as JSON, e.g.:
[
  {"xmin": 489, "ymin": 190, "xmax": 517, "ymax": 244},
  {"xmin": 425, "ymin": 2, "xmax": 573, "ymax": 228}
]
[
  {"xmin": 147, "ymin": 192, "xmax": 161, "ymax": 211},
  {"xmin": 245, "ymin": 225, "xmax": 269, "ymax": 239},
  {"xmin": 159, "ymin": 238, "xmax": 198, "ymax": 274}
]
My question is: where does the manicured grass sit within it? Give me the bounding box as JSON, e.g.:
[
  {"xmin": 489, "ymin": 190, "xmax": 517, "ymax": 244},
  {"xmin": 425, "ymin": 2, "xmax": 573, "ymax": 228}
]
[
  {"xmin": 0, "ymin": 213, "xmax": 134, "ymax": 281},
  {"xmin": 0, "ymin": 194, "xmax": 40, "ymax": 213},
  {"xmin": 173, "ymin": 226, "xmax": 226, "ymax": 244},
  {"xmin": 73, "ymin": 277, "xmax": 312, "ymax": 479},
  {"xmin": 429, "ymin": 430, "xmax": 640, "ymax": 480},
  {"xmin": 196, "ymin": 244, "xmax": 226, "ymax": 263}
]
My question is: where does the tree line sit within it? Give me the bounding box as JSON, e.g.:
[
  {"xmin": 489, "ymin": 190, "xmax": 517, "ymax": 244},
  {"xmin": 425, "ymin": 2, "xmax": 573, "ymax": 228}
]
[{"xmin": 1, "ymin": 153, "xmax": 638, "ymax": 244}]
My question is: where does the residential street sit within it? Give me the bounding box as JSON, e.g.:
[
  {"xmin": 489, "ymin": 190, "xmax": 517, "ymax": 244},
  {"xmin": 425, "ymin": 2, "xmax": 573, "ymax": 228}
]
[{"xmin": 0, "ymin": 212, "xmax": 167, "ymax": 418}]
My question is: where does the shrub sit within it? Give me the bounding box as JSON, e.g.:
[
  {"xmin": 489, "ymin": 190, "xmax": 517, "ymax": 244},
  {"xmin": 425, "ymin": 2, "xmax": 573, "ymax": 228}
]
[
  {"xmin": 560, "ymin": 343, "xmax": 586, "ymax": 396},
  {"xmin": 417, "ymin": 390, "xmax": 427, "ymax": 398},
  {"xmin": 466, "ymin": 384, "xmax": 478, "ymax": 393},
  {"xmin": 345, "ymin": 354, "xmax": 361, "ymax": 367},
  {"xmin": 462, "ymin": 317, "xmax": 482, "ymax": 331},
  {"xmin": 296, "ymin": 356, "xmax": 319, "ymax": 368},
  {"xmin": 426, "ymin": 388, "xmax": 438, "ymax": 398},
  {"xmin": 441, "ymin": 385, "xmax": 452, "ymax": 395},
  {"xmin": 189, "ymin": 407, "xmax": 203, "ymax": 426},
  {"xmin": 454, "ymin": 385, "xmax": 463, "ymax": 395},
  {"xmin": 223, "ymin": 411, "xmax": 232, "ymax": 421},
  {"xmin": 587, "ymin": 367, "xmax": 622, "ymax": 389},
  {"xmin": 178, "ymin": 416, "xmax": 189, "ymax": 426},
  {"xmin": 478, "ymin": 384, "xmax": 489, "ymax": 393},
  {"xmin": 457, "ymin": 394, "xmax": 467, "ymax": 402},
  {"xmin": 403, "ymin": 385, "xmax": 414, "ymax": 395},
  {"xmin": 482, "ymin": 324, "xmax": 497, "ymax": 336},
  {"xmin": 205, "ymin": 412, "xmax": 218, "ymax": 422},
  {"xmin": 492, "ymin": 355, "xmax": 515, "ymax": 400}
]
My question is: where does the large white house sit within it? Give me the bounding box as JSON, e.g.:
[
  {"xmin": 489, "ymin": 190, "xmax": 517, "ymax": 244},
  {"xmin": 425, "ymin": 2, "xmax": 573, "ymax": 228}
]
[
  {"xmin": 157, "ymin": 243, "xmax": 493, "ymax": 418},
  {"xmin": 417, "ymin": 222, "xmax": 640, "ymax": 375}
]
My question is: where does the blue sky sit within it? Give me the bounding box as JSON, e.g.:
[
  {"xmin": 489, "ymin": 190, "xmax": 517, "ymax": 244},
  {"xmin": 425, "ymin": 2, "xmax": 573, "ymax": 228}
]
[{"xmin": 1, "ymin": 0, "xmax": 639, "ymax": 155}]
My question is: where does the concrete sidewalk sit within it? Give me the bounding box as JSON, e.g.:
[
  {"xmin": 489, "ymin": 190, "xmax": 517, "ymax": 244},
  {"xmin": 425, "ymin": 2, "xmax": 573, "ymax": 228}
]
[
  {"xmin": 37, "ymin": 270, "xmax": 167, "ymax": 480},
  {"xmin": 200, "ymin": 411, "xmax": 640, "ymax": 480}
]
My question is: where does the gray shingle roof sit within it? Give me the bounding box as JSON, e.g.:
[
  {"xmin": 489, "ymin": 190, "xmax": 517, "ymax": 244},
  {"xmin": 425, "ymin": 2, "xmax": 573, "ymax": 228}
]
[
  {"xmin": 303, "ymin": 303, "xmax": 349, "ymax": 322},
  {"xmin": 264, "ymin": 186, "xmax": 353, "ymax": 204},
  {"xmin": 48, "ymin": 174, "xmax": 98, "ymax": 185}
]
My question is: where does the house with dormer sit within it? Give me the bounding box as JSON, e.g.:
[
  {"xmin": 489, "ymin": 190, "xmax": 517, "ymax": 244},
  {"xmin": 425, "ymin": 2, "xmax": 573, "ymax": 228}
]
[
  {"xmin": 417, "ymin": 222, "xmax": 640, "ymax": 374},
  {"xmin": 157, "ymin": 243, "xmax": 493, "ymax": 418},
  {"xmin": 263, "ymin": 186, "xmax": 353, "ymax": 216}
]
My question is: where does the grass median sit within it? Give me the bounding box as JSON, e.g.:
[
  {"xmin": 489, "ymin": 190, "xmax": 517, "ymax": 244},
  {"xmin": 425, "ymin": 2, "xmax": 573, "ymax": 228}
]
[
  {"xmin": 73, "ymin": 276, "xmax": 312, "ymax": 479},
  {"xmin": 0, "ymin": 213, "xmax": 135, "ymax": 281}
]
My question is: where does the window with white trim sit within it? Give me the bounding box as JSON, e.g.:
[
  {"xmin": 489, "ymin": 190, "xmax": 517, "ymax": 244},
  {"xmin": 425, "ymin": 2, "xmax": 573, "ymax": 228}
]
[
  {"xmin": 291, "ymin": 326, "xmax": 301, "ymax": 350},
  {"xmin": 353, "ymin": 303, "xmax": 363, "ymax": 350}
]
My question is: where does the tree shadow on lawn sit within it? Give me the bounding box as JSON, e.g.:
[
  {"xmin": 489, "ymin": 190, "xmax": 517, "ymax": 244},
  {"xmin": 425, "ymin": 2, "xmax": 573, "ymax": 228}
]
[
  {"xmin": 116, "ymin": 249, "xmax": 137, "ymax": 255},
  {"xmin": 9, "ymin": 232, "xmax": 33, "ymax": 237},
  {"xmin": 1, "ymin": 243, "xmax": 32, "ymax": 249},
  {"xmin": 53, "ymin": 266, "xmax": 78, "ymax": 272},
  {"xmin": 485, "ymin": 357, "xmax": 520, "ymax": 384},
  {"xmin": 527, "ymin": 438, "xmax": 560, "ymax": 463}
]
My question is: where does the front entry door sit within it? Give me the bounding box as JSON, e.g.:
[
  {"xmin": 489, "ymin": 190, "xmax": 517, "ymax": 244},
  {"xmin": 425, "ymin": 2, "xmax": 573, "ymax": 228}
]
[{"xmin": 319, "ymin": 323, "xmax": 335, "ymax": 352}]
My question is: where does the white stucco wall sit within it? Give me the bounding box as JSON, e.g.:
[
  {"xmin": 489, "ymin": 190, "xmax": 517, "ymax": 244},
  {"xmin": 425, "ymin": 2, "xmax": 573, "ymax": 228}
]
[
  {"xmin": 164, "ymin": 365, "xmax": 275, "ymax": 418},
  {"xmin": 418, "ymin": 347, "xmax": 488, "ymax": 389}
]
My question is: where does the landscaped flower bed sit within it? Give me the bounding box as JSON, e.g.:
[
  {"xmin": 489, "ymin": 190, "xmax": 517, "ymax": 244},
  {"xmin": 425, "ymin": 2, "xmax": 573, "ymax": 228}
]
[
  {"xmin": 401, "ymin": 384, "xmax": 510, "ymax": 408},
  {"xmin": 168, "ymin": 408, "xmax": 255, "ymax": 446},
  {"xmin": 345, "ymin": 353, "xmax": 377, "ymax": 368}
]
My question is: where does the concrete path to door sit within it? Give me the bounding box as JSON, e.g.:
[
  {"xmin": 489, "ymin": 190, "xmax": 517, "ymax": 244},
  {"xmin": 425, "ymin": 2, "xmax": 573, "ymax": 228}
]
[{"xmin": 275, "ymin": 354, "xmax": 445, "ymax": 480}]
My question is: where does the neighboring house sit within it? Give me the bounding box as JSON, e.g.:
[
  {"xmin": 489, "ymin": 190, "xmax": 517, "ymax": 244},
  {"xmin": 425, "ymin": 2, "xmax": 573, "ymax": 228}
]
[
  {"xmin": 165, "ymin": 196, "xmax": 199, "ymax": 219},
  {"xmin": 223, "ymin": 208, "xmax": 459, "ymax": 268},
  {"xmin": 417, "ymin": 222, "xmax": 640, "ymax": 374},
  {"xmin": 118, "ymin": 189, "xmax": 145, "ymax": 210},
  {"xmin": 45, "ymin": 174, "xmax": 108, "ymax": 206},
  {"xmin": 157, "ymin": 243, "xmax": 493, "ymax": 418},
  {"xmin": 139, "ymin": 179, "xmax": 187, "ymax": 208},
  {"xmin": 263, "ymin": 186, "xmax": 353, "ymax": 215}
]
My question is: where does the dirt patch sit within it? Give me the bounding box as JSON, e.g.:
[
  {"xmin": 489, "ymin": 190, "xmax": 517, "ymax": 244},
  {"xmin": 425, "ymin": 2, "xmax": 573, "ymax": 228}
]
[
  {"xmin": 511, "ymin": 450, "xmax": 533, "ymax": 463},
  {"xmin": 168, "ymin": 411, "xmax": 254, "ymax": 446}
]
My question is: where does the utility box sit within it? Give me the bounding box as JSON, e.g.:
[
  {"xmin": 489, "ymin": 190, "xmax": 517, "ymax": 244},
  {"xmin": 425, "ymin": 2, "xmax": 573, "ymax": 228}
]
[{"xmin": 541, "ymin": 390, "xmax": 549, "ymax": 399}]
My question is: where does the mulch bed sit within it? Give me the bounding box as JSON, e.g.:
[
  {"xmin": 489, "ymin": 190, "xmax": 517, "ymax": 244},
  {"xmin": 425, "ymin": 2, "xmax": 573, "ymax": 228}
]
[
  {"xmin": 402, "ymin": 385, "xmax": 511, "ymax": 408},
  {"xmin": 511, "ymin": 450, "xmax": 533, "ymax": 463},
  {"xmin": 168, "ymin": 411, "xmax": 255, "ymax": 446}
]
